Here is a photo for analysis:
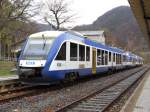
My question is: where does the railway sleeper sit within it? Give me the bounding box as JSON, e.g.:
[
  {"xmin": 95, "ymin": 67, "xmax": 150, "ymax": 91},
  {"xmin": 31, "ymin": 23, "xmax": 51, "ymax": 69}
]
[
  {"xmin": 81, "ymin": 102, "xmax": 108, "ymax": 106},
  {"xmin": 72, "ymin": 107, "xmax": 101, "ymax": 112}
]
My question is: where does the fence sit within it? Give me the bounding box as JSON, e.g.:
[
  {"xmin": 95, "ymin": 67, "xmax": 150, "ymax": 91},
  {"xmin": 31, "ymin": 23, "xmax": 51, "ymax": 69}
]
[{"xmin": 0, "ymin": 57, "xmax": 17, "ymax": 62}]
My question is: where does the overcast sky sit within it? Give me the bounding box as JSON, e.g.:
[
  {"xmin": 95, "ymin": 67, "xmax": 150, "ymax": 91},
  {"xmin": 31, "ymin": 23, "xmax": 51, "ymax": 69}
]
[
  {"xmin": 36, "ymin": 0, "xmax": 129, "ymax": 27},
  {"xmin": 71, "ymin": 0, "xmax": 129, "ymax": 25}
]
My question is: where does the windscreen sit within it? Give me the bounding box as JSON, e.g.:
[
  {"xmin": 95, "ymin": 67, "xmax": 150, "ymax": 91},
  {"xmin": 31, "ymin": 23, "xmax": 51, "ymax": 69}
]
[{"xmin": 22, "ymin": 37, "xmax": 55, "ymax": 60}]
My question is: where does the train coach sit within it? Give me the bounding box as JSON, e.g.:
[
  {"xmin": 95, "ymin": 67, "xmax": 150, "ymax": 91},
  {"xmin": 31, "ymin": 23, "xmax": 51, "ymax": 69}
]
[{"xmin": 18, "ymin": 31, "xmax": 143, "ymax": 83}]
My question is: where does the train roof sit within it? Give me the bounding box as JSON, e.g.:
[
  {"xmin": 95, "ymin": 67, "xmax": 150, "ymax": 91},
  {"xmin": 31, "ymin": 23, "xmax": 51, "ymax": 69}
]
[
  {"xmin": 65, "ymin": 32, "xmax": 125, "ymax": 54},
  {"xmin": 29, "ymin": 31, "xmax": 64, "ymax": 38},
  {"xmin": 28, "ymin": 31, "xmax": 125, "ymax": 54},
  {"xmin": 124, "ymin": 52, "xmax": 143, "ymax": 60},
  {"xmin": 110, "ymin": 47, "xmax": 125, "ymax": 54}
]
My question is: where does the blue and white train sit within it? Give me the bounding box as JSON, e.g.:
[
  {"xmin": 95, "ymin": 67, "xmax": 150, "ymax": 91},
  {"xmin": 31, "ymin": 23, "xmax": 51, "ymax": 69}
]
[{"xmin": 18, "ymin": 31, "xmax": 143, "ymax": 83}]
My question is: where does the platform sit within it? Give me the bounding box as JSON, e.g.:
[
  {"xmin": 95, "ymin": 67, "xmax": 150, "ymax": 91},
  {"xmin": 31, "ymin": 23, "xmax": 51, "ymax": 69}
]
[
  {"xmin": 0, "ymin": 75, "xmax": 18, "ymax": 81},
  {"xmin": 121, "ymin": 69, "xmax": 150, "ymax": 112}
]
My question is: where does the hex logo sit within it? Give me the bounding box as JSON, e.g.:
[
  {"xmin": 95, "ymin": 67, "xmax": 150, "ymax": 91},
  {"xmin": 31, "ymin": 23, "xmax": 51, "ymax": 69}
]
[{"xmin": 26, "ymin": 61, "xmax": 35, "ymax": 65}]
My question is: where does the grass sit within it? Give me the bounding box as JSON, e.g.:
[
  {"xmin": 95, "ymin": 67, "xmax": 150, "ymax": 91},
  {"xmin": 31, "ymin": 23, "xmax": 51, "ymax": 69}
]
[{"xmin": 0, "ymin": 61, "xmax": 16, "ymax": 76}]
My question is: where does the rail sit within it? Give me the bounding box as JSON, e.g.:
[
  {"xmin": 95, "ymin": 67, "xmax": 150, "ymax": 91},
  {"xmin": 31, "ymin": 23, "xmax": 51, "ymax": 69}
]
[
  {"xmin": 56, "ymin": 66, "xmax": 149, "ymax": 112},
  {"xmin": 0, "ymin": 79, "xmax": 21, "ymax": 93}
]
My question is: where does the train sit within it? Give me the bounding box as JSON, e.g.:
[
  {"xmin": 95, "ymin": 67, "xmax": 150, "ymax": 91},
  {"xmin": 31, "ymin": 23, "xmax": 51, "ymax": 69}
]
[{"xmin": 17, "ymin": 31, "xmax": 143, "ymax": 84}]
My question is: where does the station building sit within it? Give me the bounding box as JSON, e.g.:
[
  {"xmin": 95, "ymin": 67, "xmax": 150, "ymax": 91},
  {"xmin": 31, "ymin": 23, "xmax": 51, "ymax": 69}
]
[{"xmin": 78, "ymin": 31, "xmax": 106, "ymax": 45}]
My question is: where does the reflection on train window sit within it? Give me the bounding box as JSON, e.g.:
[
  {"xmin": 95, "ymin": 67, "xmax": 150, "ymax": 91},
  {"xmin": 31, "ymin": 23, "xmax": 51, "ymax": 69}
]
[
  {"xmin": 22, "ymin": 38, "xmax": 54, "ymax": 60},
  {"xmin": 86, "ymin": 46, "xmax": 90, "ymax": 61},
  {"xmin": 97, "ymin": 49, "xmax": 101, "ymax": 65},
  {"xmin": 70, "ymin": 43, "xmax": 78, "ymax": 61},
  {"xmin": 79, "ymin": 45, "xmax": 85, "ymax": 61},
  {"xmin": 109, "ymin": 52, "xmax": 111, "ymax": 61},
  {"xmin": 55, "ymin": 42, "xmax": 66, "ymax": 60},
  {"xmin": 105, "ymin": 51, "xmax": 108, "ymax": 65}
]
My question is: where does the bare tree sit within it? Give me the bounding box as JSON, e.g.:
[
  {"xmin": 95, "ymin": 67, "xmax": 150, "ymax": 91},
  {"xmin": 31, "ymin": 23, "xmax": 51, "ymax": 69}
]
[
  {"xmin": 0, "ymin": 0, "xmax": 40, "ymax": 31},
  {"xmin": 0, "ymin": 0, "xmax": 41, "ymax": 58},
  {"xmin": 44, "ymin": 0, "xmax": 75, "ymax": 30}
]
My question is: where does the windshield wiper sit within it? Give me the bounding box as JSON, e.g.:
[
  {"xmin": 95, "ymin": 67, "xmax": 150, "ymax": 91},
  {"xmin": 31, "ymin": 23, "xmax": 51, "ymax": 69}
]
[{"xmin": 42, "ymin": 35, "xmax": 46, "ymax": 50}]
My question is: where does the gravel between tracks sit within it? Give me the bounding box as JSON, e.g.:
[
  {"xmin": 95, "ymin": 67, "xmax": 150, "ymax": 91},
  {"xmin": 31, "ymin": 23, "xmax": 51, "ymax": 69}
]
[{"xmin": 0, "ymin": 67, "xmax": 144, "ymax": 112}]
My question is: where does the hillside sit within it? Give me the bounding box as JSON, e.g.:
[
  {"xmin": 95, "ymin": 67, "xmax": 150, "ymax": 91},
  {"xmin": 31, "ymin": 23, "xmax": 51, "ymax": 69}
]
[{"xmin": 73, "ymin": 6, "xmax": 148, "ymax": 51}]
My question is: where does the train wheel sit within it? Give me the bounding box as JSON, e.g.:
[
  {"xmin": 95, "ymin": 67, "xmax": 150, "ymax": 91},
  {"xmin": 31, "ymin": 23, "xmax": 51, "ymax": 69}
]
[
  {"xmin": 107, "ymin": 69, "xmax": 112, "ymax": 75},
  {"xmin": 76, "ymin": 72, "xmax": 79, "ymax": 80},
  {"xmin": 65, "ymin": 72, "xmax": 78, "ymax": 82}
]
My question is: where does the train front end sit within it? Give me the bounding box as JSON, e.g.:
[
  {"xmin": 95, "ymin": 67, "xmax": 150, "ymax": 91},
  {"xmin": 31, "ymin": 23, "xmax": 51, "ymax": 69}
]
[{"xmin": 17, "ymin": 31, "xmax": 58, "ymax": 83}]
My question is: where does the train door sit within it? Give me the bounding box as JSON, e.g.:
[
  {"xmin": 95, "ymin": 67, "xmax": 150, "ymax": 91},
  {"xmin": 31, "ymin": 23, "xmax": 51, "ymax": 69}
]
[{"xmin": 92, "ymin": 48, "xmax": 96, "ymax": 74}]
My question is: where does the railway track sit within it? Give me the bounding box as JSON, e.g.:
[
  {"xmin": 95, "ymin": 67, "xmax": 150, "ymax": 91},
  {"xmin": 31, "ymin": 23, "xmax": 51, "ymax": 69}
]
[
  {"xmin": 0, "ymin": 78, "xmax": 76, "ymax": 103},
  {"xmin": 0, "ymin": 79, "xmax": 21, "ymax": 93},
  {"xmin": 56, "ymin": 66, "xmax": 149, "ymax": 112},
  {"xmin": 0, "ymin": 79, "xmax": 39, "ymax": 102},
  {"xmin": 0, "ymin": 66, "xmax": 148, "ymax": 111}
]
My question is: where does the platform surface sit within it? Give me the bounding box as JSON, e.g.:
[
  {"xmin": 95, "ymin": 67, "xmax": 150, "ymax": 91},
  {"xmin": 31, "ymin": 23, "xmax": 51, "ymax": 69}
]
[
  {"xmin": 133, "ymin": 71, "xmax": 150, "ymax": 112},
  {"xmin": 0, "ymin": 75, "xmax": 18, "ymax": 81}
]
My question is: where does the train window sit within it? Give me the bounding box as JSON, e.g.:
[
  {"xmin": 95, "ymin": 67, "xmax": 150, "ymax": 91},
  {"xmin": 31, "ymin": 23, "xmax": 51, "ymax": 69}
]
[
  {"xmin": 79, "ymin": 45, "xmax": 85, "ymax": 61},
  {"xmin": 113, "ymin": 53, "xmax": 115, "ymax": 62},
  {"xmin": 116, "ymin": 54, "xmax": 118, "ymax": 64},
  {"xmin": 123, "ymin": 55, "xmax": 126, "ymax": 62},
  {"xmin": 55, "ymin": 42, "xmax": 66, "ymax": 60},
  {"xmin": 102, "ymin": 50, "xmax": 105, "ymax": 65},
  {"xmin": 109, "ymin": 52, "xmax": 111, "ymax": 62},
  {"xmin": 105, "ymin": 51, "xmax": 108, "ymax": 65},
  {"xmin": 119, "ymin": 54, "xmax": 120, "ymax": 64},
  {"xmin": 97, "ymin": 49, "xmax": 101, "ymax": 65},
  {"xmin": 70, "ymin": 43, "xmax": 78, "ymax": 61},
  {"xmin": 120, "ymin": 55, "xmax": 122, "ymax": 64},
  {"xmin": 86, "ymin": 46, "xmax": 90, "ymax": 61},
  {"xmin": 116, "ymin": 54, "xmax": 117, "ymax": 64},
  {"xmin": 118, "ymin": 54, "xmax": 120, "ymax": 64},
  {"xmin": 116, "ymin": 54, "xmax": 119, "ymax": 64}
]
